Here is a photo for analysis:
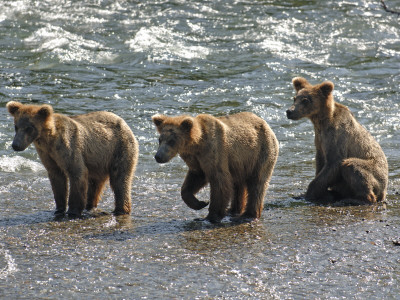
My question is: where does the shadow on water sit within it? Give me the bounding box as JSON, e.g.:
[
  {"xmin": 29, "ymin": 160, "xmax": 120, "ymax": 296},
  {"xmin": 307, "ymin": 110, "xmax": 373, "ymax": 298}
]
[
  {"xmin": 180, "ymin": 220, "xmax": 269, "ymax": 253},
  {"xmin": 0, "ymin": 209, "xmax": 127, "ymax": 228},
  {"xmin": 83, "ymin": 216, "xmax": 268, "ymax": 243},
  {"xmin": 0, "ymin": 211, "xmax": 55, "ymax": 227}
]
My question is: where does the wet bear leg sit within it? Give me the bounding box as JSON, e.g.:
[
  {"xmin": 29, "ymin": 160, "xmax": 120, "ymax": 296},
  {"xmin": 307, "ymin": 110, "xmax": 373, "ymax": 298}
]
[
  {"xmin": 38, "ymin": 153, "xmax": 68, "ymax": 216},
  {"xmin": 48, "ymin": 167, "xmax": 68, "ymax": 216},
  {"xmin": 338, "ymin": 158, "xmax": 379, "ymax": 205},
  {"xmin": 228, "ymin": 184, "xmax": 247, "ymax": 216},
  {"xmin": 110, "ymin": 168, "xmax": 133, "ymax": 215},
  {"xmin": 86, "ymin": 177, "xmax": 107, "ymax": 211},
  {"xmin": 207, "ymin": 173, "xmax": 233, "ymax": 223},
  {"xmin": 242, "ymin": 176, "xmax": 267, "ymax": 220},
  {"xmin": 67, "ymin": 167, "xmax": 89, "ymax": 218},
  {"xmin": 181, "ymin": 170, "xmax": 209, "ymax": 210}
]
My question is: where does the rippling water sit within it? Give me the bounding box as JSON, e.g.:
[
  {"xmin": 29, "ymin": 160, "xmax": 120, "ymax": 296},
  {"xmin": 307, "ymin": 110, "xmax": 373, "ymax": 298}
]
[{"xmin": 0, "ymin": 0, "xmax": 399, "ymax": 298}]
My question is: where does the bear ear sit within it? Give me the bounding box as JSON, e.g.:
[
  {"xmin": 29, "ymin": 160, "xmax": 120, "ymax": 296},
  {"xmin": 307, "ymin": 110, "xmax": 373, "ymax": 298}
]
[
  {"xmin": 152, "ymin": 114, "xmax": 166, "ymax": 128},
  {"xmin": 318, "ymin": 81, "xmax": 334, "ymax": 98},
  {"xmin": 180, "ymin": 118, "xmax": 193, "ymax": 133},
  {"xmin": 6, "ymin": 101, "xmax": 23, "ymax": 116},
  {"xmin": 37, "ymin": 104, "xmax": 53, "ymax": 120},
  {"xmin": 292, "ymin": 77, "xmax": 311, "ymax": 92}
]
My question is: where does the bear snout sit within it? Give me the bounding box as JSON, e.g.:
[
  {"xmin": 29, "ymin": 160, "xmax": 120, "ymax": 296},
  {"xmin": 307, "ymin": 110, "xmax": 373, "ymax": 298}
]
[
  {"xmin": 286, "ymin": 109, "xmax": 294, "ymax": 119},
  {"xmin": 155, "ymin": 152, "xmax": 168, "ymax": 163},
  {"xmin": 12, "ymin": 142, "xmax": 25, "ymax": 152}
]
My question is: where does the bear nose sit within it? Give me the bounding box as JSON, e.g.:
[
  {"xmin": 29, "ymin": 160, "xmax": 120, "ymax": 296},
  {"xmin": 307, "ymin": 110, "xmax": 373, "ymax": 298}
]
[
  {"xmin": 286, "ymin": 109, "xmax": 293, "ymax": 119},
  {"xmin": 155, "ymin": 153, "xmax": 163, "ymax": 163},
  {"xmin": 12, "ymin": 142, "xmax": 23, "ymax": 152}
]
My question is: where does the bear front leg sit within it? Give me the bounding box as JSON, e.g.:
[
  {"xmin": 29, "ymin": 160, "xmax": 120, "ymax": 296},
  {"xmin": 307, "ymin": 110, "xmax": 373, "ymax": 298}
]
[
  {"xmin": 315, "ymin": 147, "xmax": 325, "ymax": 176},
  {"xmin": 207, "ymin": 174, "xmax": 233, "ymax": 223},
  {"xmin": 37, "ymin": 151, "xmax": 68, "ymax": 216},
  {"xmin": 181, "ymin": 170, "xmax": 209, "ymax": 210},
  {"xmin": 48, "ymin": 167, "xmax": 68, "ymax": 216},
  {"xmin": 67, "ymin": 167, "xmax": 88, "ymax": 218},
  {"xmin": 306, "ymin": 163, "xmax": 340, "ymax": 203}
]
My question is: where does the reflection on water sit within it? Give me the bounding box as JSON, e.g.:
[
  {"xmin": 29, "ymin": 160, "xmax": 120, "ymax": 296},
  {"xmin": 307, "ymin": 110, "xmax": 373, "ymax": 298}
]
[
  {"xmin": 0, "ymin": 244, "xmax": 17, "ymax": 280},
  {"xmin": 0, "ymin": 0, "xmax": 399, "ymax": 298}
]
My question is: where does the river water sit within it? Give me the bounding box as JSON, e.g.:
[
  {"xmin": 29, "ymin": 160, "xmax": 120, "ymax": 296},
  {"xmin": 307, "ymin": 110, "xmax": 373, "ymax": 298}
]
[{"xmin": 0, "ymin": 0, "xmax": 399, "ymax": 299}]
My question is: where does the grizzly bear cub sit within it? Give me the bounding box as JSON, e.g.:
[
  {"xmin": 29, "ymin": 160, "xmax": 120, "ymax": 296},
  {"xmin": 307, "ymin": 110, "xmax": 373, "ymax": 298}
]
[
  {"xmin": 152, "ymin": 112, "xmax": 279, "ymax": 223},
  {"xmin": 286, "ymin": 77, "xmax": 388, "ymax": 205},
  {"xmin": 7, "ymin": 101, "xmax": 139, "ymax": 218}
]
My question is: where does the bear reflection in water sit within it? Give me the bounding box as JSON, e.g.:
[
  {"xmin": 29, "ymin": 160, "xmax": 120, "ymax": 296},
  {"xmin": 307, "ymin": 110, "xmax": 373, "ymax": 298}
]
[
  {"xmin": 152, "ymin": 112, "xmax": 279, "ymax": 223},
  {"xmin": 6, "ymin": 101, "xmax": 139, "ymax": 218},
  {"xmin": 286, "ymin": 77, "xmax": 388, "ymax": 205}
]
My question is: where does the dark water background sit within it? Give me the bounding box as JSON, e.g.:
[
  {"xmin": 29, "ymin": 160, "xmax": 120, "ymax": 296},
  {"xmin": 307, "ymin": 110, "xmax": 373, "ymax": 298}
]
[{"xmin": 0, "ymin": 0, "xmax": 399, "ymax": 298}]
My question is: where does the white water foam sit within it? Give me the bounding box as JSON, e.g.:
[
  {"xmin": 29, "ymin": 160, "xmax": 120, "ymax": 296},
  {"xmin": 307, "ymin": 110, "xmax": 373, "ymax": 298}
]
[
  {"xmin": 0, "ymin": 155, "xmax": 44, "ymax": 173},
  {"xmin": 0, "ymin": 244, "xmax": 18, "ymax": 279},
  {"xmin": 127, "ymin": 26, "xmax": 210, "ymax": 61},
  {"xmin": 0, "ymin": 0, "xmax": 28, "ymax": 23},
  {"xmin": 24, "ymin": 24, "xmax": 115, "ymax": 64}
]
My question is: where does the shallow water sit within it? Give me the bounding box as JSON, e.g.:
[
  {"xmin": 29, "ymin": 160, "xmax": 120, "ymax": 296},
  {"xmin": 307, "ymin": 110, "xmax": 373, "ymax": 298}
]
[{"xmin": 0, "ymin": 0, "xmax": 399, "ymax": 298}]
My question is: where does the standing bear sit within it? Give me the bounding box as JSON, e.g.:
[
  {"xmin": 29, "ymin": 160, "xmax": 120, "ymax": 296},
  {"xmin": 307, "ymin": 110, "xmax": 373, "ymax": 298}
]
[
  {"xmin": 286, "ymin": 77, "xmax": 388, "ymax": 205},
  {"xmin": 6, "ymin": 101, "xmax": 139, "ymax": 217},
  {"xmin": 152, "ymin": 112, "xmax": 279, "ymax": 223}
]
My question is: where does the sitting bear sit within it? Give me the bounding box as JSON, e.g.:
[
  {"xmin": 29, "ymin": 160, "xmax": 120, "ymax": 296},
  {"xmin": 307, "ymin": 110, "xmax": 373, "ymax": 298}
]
[
  {"xmin": 6, "ymin": 101, "xmax": 139, "ymax": 217},
  {"xmin": 152, "ymin": 112, "xmax": 279, "ymax": 223},
  {"xmin": 286, "ymin": 77, "xmax": 388, "ymax": 205}
]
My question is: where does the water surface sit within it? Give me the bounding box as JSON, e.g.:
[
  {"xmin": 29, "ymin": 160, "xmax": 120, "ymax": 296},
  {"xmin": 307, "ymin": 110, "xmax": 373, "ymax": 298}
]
[{"xmin": 0, "ymin": 0, "xmax": 399, "ymax": 298}]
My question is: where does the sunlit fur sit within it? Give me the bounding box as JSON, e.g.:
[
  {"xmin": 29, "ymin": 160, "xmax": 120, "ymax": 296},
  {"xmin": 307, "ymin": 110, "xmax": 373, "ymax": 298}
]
[
  {"xmin": 286, "ymin": 77, "xmax": 388, "ymax": 205},
  {"xmin": 152, "ymin": 112, "xmax": 279, "ymax": 223},
  {"xmin": 7, "ymin": 101, "xmax": 139, "ymax": 218}
]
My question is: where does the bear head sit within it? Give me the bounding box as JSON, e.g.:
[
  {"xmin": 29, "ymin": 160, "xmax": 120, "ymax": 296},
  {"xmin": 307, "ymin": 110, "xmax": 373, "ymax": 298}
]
[
  {"xmin": 152, "ymin": 114, "xmax": 201, "ymax": 163},
  {"xmin": 6, "ymin": 101, "xmax": 54, "ymax": 151},
  {"xmin": 286, "ymin": 77, "xmax": 334, "ymax": 120}
]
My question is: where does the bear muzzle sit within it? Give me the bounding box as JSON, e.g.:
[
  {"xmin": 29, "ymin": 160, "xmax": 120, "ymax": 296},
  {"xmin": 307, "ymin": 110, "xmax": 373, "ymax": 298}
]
[
  {"xmin": 286, "ymin": 109, "xmax": 295, "ymax": 119},
  {"xmin": 286, "ymin": 107, "xmax": 302, "ymax": 120},
  {"xmin": 12, "ymin": 141, "xmax": 27, "ymax": 152},
  {"xmin": 11, "ymin": 134, "xmax": 32, "ymax": 151},
  {"xmin": 155, "ymin": 151, "xmax": 170, "ymax": 164}
]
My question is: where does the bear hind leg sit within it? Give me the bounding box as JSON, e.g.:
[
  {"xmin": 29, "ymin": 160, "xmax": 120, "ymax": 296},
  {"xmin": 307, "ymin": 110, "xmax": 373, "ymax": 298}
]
[
  {"xmin": 109, "ymin": 164, "xmax": 134, "ymax": 215},
  {"xmin": 86, "ymin": 177, "xmax": 107, "ymax": 211},
  {"xmin": 242, "ymin": 157, "xmax": 276, "ymax": 220},
  {"xmin": 228, "ymin": 184, "xmax": 247, "ymax": 217},
  {"xmin": 242, "ymin": 177, "xmax": 267, "ymax": 220},
  {"xmin": 338, "ymin": 159, "xmax": 379, "ymax": 205}
]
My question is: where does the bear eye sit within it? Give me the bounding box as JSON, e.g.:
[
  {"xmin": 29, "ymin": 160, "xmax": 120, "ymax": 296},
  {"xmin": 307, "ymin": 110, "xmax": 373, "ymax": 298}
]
[
  {"xmin": 167, "ymin": 139, "xmax": 176, "ymax": 147},
  {"xmin": 25, "ymin": 126, "xmax": 35, "ymax": 134},
  {"xmin": 303, "ymin": 97, "xmax": 312, "ymax": 104}
]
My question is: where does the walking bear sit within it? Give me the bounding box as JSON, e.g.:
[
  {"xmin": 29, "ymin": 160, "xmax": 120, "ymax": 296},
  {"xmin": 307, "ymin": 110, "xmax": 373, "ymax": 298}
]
[
  {"xmin": 152, "ymin": 112, "xmax": 279, "ymax": 223},
  {"xmin": 6, "ymin": 101, "xmax": 139, "ymax": 217},
  {"xmin": 286, "ymin": 77, "xmax": 388, "ymax": 205}
]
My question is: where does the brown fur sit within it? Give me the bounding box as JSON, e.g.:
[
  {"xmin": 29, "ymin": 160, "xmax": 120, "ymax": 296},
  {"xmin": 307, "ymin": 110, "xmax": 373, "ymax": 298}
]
[
  {"xmin": 6, "ymin": 101, "xmax": 139, "ymax": 217},
  {"xmin": 286, "ymin": 77, "xmax": 388, "ymax": 205},
  {"xmin": 152, "ymin": 112, "xmax": 279, "ymax": 223}
]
